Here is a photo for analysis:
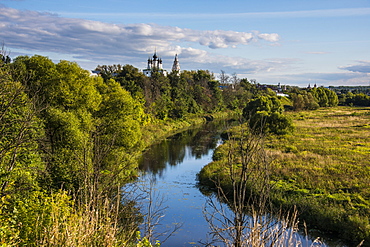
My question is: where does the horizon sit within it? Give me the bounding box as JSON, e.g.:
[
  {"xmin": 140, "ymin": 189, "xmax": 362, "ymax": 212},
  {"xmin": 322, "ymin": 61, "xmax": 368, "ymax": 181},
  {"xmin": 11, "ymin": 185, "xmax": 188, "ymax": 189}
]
[{"xmin": 1, "ymin": 0, "xmax": 369, "ymax": 87}]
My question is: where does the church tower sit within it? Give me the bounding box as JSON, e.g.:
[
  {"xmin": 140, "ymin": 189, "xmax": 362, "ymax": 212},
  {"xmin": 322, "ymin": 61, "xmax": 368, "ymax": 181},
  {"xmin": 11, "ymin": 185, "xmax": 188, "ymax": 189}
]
[
  {"xmin": 172, "ymin": 54, "xmax": 181, "ymax": 75},
  {"xmin": 143, "ymin": 51, "xmax": 166, "ymax": 77}
]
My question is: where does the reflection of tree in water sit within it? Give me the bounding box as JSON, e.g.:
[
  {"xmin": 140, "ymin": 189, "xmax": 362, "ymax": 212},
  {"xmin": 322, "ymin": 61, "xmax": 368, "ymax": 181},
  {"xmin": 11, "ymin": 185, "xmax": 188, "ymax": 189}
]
[{"xmin": 139, "ymin": 120, "xmax": 234, "ymax": 177}]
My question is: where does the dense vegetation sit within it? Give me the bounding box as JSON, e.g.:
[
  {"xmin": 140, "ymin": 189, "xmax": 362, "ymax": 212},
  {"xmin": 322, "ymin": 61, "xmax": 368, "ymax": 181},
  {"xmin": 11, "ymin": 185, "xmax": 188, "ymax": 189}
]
[
  {"xmin": 1, "ymin": 52, "xmax": 369, "ymax": 245},
  {"xmin": 198, "ymin": 106, "xmax": 370, "ymax": 246},
  {"xmin": 0, "ymin": 54, "xmax": 260, "ymax": 246}
]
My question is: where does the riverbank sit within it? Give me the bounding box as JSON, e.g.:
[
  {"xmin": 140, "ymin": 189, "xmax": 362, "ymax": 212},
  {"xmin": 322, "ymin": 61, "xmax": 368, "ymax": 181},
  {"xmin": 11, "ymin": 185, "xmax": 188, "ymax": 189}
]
[{"xmin": 197, "ymin": 106, "xmax": 370, "ymax": 246}]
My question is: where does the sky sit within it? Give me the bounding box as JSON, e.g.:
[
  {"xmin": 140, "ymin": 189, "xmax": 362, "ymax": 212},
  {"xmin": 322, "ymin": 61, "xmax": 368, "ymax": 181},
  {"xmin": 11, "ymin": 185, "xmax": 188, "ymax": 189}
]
[{"xmin": 1, "ymin": 0, "xmax": 370, "ymax": 87}]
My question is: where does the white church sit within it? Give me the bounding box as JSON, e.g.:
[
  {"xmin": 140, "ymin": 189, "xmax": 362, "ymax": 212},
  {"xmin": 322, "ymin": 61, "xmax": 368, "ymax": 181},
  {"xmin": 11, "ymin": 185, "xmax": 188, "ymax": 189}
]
[{"xmin": 142, "ymin": 52, "xmax": 180, "ymax": 77}]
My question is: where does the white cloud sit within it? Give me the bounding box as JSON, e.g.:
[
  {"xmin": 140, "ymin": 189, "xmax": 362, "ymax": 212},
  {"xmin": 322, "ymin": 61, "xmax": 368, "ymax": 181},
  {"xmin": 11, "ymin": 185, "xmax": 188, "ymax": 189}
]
[
  {"xmin": 257, "ymin": 33, "xmax": 280, "ymax": 42},
  {"xmin": 0, "ymin": 6, "xmax": 280, "ymax": 70}
]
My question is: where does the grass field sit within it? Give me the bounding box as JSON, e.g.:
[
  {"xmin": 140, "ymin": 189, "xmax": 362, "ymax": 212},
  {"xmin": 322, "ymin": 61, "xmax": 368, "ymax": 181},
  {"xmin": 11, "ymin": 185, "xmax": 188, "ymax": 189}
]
[
  {"xmin": 268, "ymin": 107, "xmax": 370, "ymax": 196},
  {"xmin": 198, "ymin": 106, "xmax": 370, "ymax": 245},
  {"xmin": 267, "ymin": 106, "xmax": 370, "ymax": 244}
]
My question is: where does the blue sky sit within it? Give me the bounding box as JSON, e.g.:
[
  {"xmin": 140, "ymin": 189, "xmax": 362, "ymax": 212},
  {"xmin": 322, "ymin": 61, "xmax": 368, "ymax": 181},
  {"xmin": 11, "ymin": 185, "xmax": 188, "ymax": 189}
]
[{"xmin": 1, "ymin": 0, "xmax": 370, "ymax": 86}]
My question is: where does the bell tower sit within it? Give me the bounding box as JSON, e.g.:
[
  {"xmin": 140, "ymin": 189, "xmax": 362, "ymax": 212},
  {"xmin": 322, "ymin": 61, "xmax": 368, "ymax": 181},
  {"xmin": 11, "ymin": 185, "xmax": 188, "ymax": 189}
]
[{"xmin": 172, "ymin": 54, "xmax": 180, "ymax": 75}]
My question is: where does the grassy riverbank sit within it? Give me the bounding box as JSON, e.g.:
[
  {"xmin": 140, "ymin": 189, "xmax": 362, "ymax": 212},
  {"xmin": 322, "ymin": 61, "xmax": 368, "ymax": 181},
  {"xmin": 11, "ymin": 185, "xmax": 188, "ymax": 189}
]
[{"xmin": 198, "ymin": 106, "xmax": 370, "ymax": 245}]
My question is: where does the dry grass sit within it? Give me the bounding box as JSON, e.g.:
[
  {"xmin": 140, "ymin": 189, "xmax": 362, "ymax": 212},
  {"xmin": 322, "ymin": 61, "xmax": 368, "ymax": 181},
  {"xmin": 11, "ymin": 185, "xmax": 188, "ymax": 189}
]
[{"xmin": 36, "ymin": 192, "xmax": 137, "ymax": 247}]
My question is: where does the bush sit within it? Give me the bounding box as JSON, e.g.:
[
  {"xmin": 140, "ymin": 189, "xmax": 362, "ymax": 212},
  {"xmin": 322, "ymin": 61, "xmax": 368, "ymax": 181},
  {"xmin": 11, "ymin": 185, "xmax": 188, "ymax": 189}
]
[{"xmin": 243, "ymin": 96, "xmax": 293, "ymax": 135}]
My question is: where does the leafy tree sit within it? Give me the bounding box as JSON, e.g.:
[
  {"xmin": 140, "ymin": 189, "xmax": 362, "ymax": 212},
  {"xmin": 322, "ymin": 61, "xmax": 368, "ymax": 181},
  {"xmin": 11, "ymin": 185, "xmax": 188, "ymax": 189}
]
[
  {"xmin": 243, "ymin": 96, "xmax": 293, "ymax": 135},
  {"xmin": 222, "ymin": 78, "xmax": 255, "ymax": 111},
  {"xmin": 95, "ymin": 64, "xmax": 124, "ymax": 80},
  {"xmin": 0, "ymin": 54, "xmax": 11, "ymax": 65},
  {"xmin": 168, "ymin": 73, "xmax": 191, "ymax": 118},
  {"xmin": 305, "ymin": 92, "xmax": 320, "ymax": 110},
  {"xmin": 325, "ymin": 88, "xmax": 339, "ymax": 106},
  {"xmin": 345, "ymin": 93, "xmax": 370, "ymax": 106},
  {"xmin": 115, "ymin": 64, "xmax": 147, "ymax": 98},
  {"xmin": 11, "ymin": 55, "xmax": 59, "ymax": 102},
  {"xmin": 0, "ymin": 44, "xmax": 11, "ymax": 66},
  {"xmin": 94, "ymin": 78, "xmax": 145, "ymax": 188},
  {"xmin": 0, "ymin": 65, "xmax": 49, "ymax": 245},
  {"xmin": 0, "ymin": 55, "xmax": 148, "ymax": 245},
  {"xmin": 0, "ymin": 72, "xmax": 44, "ymax": 196},
  {"xmin": 290, "ymin": 91, "xmax": 319, "ymax": 111},
  {"xmin": 291, "ymin": 93, "xmax": 305, "ymax": 111},
  {"xmin": 310, "ymin": 87, "xmax": 338, "ymax": 107}
]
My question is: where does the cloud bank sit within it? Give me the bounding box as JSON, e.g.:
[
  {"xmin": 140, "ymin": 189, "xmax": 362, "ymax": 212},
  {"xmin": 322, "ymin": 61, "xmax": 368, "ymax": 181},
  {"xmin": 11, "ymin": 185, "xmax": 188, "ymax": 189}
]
[
  {"xmin": 339, "ymin": 61, "xmax": 370, "ymax": 73},
  {"xmin": 0, "ymin": 6, "xmax": 279, "ymax": 70}
]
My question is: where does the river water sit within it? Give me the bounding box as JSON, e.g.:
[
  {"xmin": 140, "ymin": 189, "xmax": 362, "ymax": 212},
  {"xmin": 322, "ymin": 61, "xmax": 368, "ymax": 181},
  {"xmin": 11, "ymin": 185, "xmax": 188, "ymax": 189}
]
[{"xmin": 132, "ymin": 121, "xmax": 344, "ymax": 246}]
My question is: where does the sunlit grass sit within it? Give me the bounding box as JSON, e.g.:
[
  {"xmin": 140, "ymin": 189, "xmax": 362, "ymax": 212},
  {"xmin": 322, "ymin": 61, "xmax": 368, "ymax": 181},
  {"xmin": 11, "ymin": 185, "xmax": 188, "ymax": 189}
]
[
  {"xmin": 199, "ymin": 106, "xmax": 370, "ymax": 244},
  {"xmin": 266, "ymin": 106, "xmax": 370, "ymax": 244},
  {"xmin": 268, "ymin": 107, "xmax": 370, "ymax": 195}
]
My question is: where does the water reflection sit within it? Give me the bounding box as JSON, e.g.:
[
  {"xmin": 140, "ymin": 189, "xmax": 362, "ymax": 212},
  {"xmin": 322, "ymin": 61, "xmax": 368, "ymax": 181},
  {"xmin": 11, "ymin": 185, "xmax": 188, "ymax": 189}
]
[
  {"xmin": 136, "ymin": 120, "xmax": 345, "ymax": 246},
  {"xmin": 139, "ymin": 120, "xmax": 228, "ymax": 178}
]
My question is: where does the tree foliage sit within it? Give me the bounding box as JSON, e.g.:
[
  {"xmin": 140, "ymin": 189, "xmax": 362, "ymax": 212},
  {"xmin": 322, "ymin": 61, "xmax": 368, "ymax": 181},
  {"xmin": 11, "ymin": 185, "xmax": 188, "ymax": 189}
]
[
  {"xmin": 0, "ymin": 71, "xmax": 44, "ymax": 196},
  {"xmin": 243, "ymin": 96, "xmax": 293, "ymax": 135},
  {"xmin": 290, "ymin": 91, "xmax": 319, "ymax": 111},
  {"xmin": 310, "ymin": 87, "xmax": 338, "ymax": 107},
  {"xmin": 343, "ymin": 92, "xmax": 370, "ymax": 106}
]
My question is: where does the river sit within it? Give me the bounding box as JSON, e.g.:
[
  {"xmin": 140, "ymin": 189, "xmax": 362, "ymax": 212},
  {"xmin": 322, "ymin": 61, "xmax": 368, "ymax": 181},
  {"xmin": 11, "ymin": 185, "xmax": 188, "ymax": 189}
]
[{"xmin": 131, "ymin": 121, "xmax": 345, "ymax": 246}]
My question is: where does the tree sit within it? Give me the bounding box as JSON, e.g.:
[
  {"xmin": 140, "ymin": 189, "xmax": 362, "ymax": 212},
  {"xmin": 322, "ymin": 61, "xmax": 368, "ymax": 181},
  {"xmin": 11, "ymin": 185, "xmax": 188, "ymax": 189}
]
[
  {"xmin": 325, "ymin": 88, "xmax": 339, "ymax": 107},
  {"xmin": 346, "ymin": 93, "xmax": 370, "ymax": 106},
  {"xmin": 0, "ymin": 72, "xmax": 44, "ymax": 196},
  {"xmin": 291, "ymin": 91, "xmax": 319, "ymax": 111},
  {"xmin": 310, "ymin": 87, "xmax": 338, "ymax": 107},
  {"xmin": 291, "ymin": 93, "xmax": 305, "ymax": 111},
  {"xmin": 305, "ymin": 92, "xmax": 320, "ymax": 110},
  {"xmin": 0, "ymin": 43, "xmax": 11, "ymax": 66},
  {"xmin": 94, "ymin": 78, "xmax": 145, "ymax": 190},
  {"xmin": 115, "ymin": 64, "xmax": 147, "ymax": 99},
  {"xmin": 219, "ymin": 70, "xmax": 230, "ymax": 84},
  {"xmin": 243, "ymin": 96, "xmax": 293, "ymax": 135}
]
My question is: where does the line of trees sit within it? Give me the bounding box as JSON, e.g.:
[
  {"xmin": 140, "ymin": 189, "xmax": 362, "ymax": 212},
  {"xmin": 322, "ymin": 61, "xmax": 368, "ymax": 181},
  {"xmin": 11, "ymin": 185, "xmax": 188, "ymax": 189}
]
[
  {"xmin": 339, "ymin": 92, "xmax": 370, "ymax": 106},
  {"xmin": 289, "ymin": 87, "xmax": 338, "ymax": 111}
]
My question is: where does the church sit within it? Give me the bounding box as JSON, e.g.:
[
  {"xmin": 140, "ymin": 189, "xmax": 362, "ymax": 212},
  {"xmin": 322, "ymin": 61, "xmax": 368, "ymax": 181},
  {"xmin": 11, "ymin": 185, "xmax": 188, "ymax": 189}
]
[{"xmin": 142, "ymin": 52, "xmax": 180, "ymax": 77}]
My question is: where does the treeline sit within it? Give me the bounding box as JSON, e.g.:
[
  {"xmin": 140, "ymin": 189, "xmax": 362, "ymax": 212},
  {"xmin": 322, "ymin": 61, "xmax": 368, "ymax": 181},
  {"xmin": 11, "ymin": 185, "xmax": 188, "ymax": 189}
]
[
  {"xmin": 95, "ymin": 64, "xmax": 256, "ymax": 119},
  {"xmin": 289, "ymin": 87, "xmax": 338, "ymax": 111},
  {"xmin": 289, "ymin": 86, "xmax": 370, "ymax": 109},
  {"xmin": 0, "ymin": 54, "xmax": 343, "ymax": 246},
  {"xmin": 329, "ymin": 85, "xmax": 370, "ymax": 95},
  {"xmin": 339, "ymin": 92, "xmax": 370, "ymax": 106}
]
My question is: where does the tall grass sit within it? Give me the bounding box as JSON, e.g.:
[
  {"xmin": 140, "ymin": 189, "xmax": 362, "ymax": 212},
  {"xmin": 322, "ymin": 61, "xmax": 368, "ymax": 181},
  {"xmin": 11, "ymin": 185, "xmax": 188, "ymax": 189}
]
[{"xmin": 36, "ymin": 190, "xmax": 138, "ymax": 247}]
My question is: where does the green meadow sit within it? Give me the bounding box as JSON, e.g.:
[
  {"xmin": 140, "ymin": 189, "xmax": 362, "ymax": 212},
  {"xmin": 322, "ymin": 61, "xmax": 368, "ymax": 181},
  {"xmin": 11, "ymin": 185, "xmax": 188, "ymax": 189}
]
[
  {"xmin": 266, "ymin": 106, "xmax": 370, "ymax": 243},
  {"xmin": 199, "ymin": 106, "xmax": 370, "ymax": 245}
]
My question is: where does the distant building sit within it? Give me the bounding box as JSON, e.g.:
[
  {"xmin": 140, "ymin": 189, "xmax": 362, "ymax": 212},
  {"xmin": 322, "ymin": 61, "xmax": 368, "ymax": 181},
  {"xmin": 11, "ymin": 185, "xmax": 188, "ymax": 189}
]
[
  {"xmin": 143, "ymin": 51, "xmax": 166, "ymax": 77},
  {"xmin": 172, "ymin": 54, "xmax": 181, "ymax": 75},
  {"xmin": 142, "ymin": 51, "xmax": 180, "ymax": 77}
]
